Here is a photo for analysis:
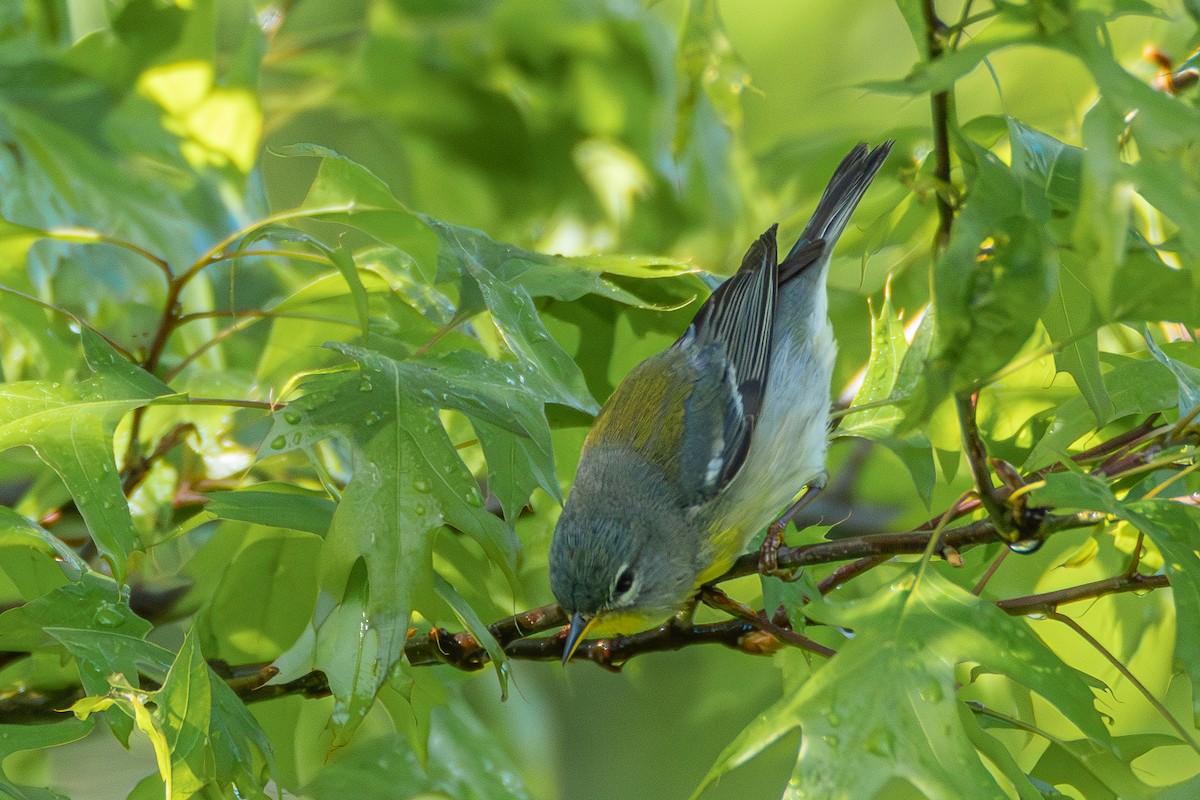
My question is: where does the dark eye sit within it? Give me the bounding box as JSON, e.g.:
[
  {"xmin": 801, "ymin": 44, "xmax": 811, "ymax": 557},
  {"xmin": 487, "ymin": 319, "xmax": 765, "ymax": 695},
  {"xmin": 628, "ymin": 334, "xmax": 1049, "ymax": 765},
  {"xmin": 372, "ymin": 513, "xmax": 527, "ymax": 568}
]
[{"xmin": 615, "ymin": 567, "xmax": 634, "ymax": 595}]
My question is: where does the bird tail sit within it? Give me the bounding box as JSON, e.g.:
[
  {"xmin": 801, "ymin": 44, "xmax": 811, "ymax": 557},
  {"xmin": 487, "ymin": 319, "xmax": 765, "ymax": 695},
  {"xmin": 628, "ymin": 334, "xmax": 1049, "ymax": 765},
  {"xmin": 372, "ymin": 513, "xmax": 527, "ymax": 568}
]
[{"xmin": 779, "ymin": 141, "xmax": 893, "ymax": 284}]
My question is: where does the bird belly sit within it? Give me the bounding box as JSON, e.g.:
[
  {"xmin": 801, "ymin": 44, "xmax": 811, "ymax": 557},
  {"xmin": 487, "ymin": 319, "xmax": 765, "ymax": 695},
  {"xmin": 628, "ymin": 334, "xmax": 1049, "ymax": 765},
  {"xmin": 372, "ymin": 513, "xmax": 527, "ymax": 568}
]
[{"xmin": 697, "ymin": 323, "xmax": 835, "ymax": 576}]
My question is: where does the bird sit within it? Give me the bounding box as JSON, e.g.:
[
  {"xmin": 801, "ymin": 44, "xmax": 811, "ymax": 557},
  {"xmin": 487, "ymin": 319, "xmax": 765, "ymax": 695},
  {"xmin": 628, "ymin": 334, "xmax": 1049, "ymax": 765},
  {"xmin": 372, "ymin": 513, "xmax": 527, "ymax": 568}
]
[{"xmin": 549, "ymin": 141, "xmax": 894, "ymax": 663}]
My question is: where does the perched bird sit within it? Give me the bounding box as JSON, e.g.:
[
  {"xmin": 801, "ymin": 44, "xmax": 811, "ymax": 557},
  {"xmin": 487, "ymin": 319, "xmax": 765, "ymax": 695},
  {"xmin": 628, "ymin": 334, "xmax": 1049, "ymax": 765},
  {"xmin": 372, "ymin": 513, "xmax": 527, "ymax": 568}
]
[{"xmin": 549, "ymin": 142, "xmax": 893, "ymax": 663}]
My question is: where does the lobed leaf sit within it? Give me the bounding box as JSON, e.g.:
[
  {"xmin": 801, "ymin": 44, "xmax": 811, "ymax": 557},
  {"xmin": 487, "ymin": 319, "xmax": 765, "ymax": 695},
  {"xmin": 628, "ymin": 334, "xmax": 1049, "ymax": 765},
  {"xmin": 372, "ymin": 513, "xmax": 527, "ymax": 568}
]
[{"xmin": 698, "ymin": 568, "xmax": 1105, "ymax": 800}]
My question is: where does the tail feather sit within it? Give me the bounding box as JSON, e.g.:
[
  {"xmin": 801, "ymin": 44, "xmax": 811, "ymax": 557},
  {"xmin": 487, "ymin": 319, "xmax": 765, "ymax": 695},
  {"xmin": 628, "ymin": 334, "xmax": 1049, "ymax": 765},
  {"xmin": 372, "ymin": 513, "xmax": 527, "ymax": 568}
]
[{"xmin": 784, "ymin": 140, "xmax": 894, "ymax": 267}]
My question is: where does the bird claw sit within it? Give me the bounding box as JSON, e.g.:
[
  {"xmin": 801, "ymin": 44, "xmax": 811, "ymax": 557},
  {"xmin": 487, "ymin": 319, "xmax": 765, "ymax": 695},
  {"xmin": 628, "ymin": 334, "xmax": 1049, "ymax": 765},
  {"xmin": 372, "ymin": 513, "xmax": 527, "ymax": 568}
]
[
  {"xmin": 758, "ymin": 479, "xmax": 826, "ymax": 578},
  {"xmin": 758, "ymin": 519, "xmax": 786, "ymax": 576}
]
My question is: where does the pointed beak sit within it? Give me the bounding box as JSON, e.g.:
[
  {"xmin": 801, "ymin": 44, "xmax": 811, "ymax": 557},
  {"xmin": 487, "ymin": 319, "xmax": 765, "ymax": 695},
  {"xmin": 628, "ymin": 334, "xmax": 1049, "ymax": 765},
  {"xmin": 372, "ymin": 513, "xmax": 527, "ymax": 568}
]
[{"xmin": 562, "ymin": 612, "xmax": 596, "ymax": 665}]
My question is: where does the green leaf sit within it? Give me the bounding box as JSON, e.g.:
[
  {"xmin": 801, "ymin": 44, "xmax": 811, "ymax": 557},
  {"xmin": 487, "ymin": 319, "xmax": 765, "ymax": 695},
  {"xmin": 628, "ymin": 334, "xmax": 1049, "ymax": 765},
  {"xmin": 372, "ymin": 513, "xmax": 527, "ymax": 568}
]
[
  {"xmin": 296, "ymin": 236, "xmax": 371, "ymax": 341},
  {"xmin": 931, "ymin": 144, "xmax": 1056, "ymax": 392},
  {"xmin": 1044, "ymin": 253, "xmax": 1110, "ymax": 423},
  {"xmin": 698, "ymin": 568, "xmax": 1105, "ymax": 800},
  {"xmin": 48, "ymin": 628, "xmax": 275, "ymax": 794},
  {"xmin": 1117, "ymin": 500, "xmax": 1200, "ymax": 726},
  {"xmin": 275, "ymin": 144, "xmax": 440, "ymax": 282},
  {"xmin": 1026, "ymin": 733, "xmax": 1183, "ymax": 799},
  {"xmin": 1006, "ymin": 119, "xmax": 1112, "ymax": 422},
  {"xmin": 423, "ymin": 219, "xmax": 693, "ymax": 304},
  {"xmin": 1032, "ymin": 472, "xmax": 1200, "ymax": 724},
  {"xmin": 474, "ymin": 417, "xmax": 561, "ymax": 519},
  {"xmin": 0, "ymin": 572, "xmax": 150, "ymax": 653},
  {"xmin": 1007, "ymin": 118, "xmax": 1083, "ymax": 213},
  {"xmin": 436, "ymin": 229, "xmax": 600, "ymax": 415},
  {"xmin": 0, "ymin": 216, "xmax": 46, "ymax": 274},
  {"xmin": 838, "ymin": 293, "xmax": 909, "ymax": 438},
  {"xmin": 261, "ymin": 344, "xmax": 521, "ymax": 742},
  {"xmin": 0, "ymin": 505, "xmax": 88, "ymax": 582},
  {"xmin": 203, "ymin": 484, "xmax": 336, "ymax": 535},
  {"xmin": 1025, "ymin": 356, "xmax": 1177, "ymax": 471},
  {"xmin": 0, "ymin": 584, "xmax": 147, "ymax": 747},
  {"xmin": 1074, "ymin": 101, "xmax": 1128, "ymax": 318},
  {"xmin": 153, "ymin": 628, "xmax": 212, "ymax": 798},
  {"xmin": 0, "ymin": 330, "xmax": 172, "ymax": 579},
  {"xmin": 1142, "ymin": 331, "xmax": 1200, "ymax": 418},
  {"xmin": 866, "ymin": 7, "xmax": 1043, "ymax": 96},
  {"xmin": 961, "ymin": 707, "xmax": 1046, "ymax": 800},
  {"xmin": 877, "ymin": 433, "xmax": 937, "ymax": 508},
  {"xmin": 889, "ymin": 0, "xmax": 926, "ymax": 50},
  {"xmin": 303, "ymin": 707, "xmax": 530, "ymax": 800},
  {"xmin": 433, "ymin": 575, "xmax": 508, "ymax": 699},
  {"xmin": 1112, "ymin": 239, "xmax": 1200, "ymax": 326},
  {"xmin": 202, "ymin": 528, "xmax": 322, "ymax": 662},
  {"xmin": 0, "ymin": 717, "xmax": 93, "ymax": 800}
]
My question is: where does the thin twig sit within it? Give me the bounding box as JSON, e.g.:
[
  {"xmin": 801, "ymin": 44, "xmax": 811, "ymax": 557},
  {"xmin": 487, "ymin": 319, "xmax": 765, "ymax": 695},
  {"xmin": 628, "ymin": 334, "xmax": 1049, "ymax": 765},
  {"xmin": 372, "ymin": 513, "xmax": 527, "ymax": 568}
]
[
  {"xmin": 997, "ymin": 573, "xmax": 1165, "ymax": 615},
  {"xmin": 1048, "ymin": 611, "xmax": 1200, "ymax": 755},
  {"xmin": 817, "ymin": 555, "xmax": 889, "ymax": 594},
  {"xmin": 971, "ymin": 548, "xmax": 1009, "ymax": 595},
  {"xmin": 957, "ymin": 392, "xmax": 1013, "ymax": 533},
  {"xmin": 923, "ymin": 0, "xmax": 954, "ymax": 253}
]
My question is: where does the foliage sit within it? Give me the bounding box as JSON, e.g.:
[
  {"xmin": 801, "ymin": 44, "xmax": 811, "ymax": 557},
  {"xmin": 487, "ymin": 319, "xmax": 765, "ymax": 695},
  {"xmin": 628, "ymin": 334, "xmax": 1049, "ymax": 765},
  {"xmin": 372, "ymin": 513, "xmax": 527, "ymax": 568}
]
[{"xmin": 1, "ymin": 1, "xmax": 1200, "ymax": 798}]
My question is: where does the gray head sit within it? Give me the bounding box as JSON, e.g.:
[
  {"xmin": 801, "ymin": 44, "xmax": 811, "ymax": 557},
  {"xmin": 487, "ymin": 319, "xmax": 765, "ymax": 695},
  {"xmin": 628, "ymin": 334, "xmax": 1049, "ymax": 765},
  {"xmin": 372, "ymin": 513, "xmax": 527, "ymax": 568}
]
[{"xmin": 549, "ymin": 451, "xmax": 699, "ymax": 646}]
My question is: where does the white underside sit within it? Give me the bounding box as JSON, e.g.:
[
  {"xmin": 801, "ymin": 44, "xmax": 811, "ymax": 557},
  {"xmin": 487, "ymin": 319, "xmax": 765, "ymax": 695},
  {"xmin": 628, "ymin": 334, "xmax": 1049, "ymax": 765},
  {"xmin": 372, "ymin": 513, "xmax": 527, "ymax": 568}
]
[{"xmin": 701, "ymin": 310, "xmax": 835, "ymax": 565}]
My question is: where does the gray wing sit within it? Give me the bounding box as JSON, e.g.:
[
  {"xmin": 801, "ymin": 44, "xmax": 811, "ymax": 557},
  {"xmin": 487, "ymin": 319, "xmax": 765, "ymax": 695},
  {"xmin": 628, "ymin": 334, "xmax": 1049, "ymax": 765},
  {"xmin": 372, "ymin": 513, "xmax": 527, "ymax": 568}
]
[{"xmin": 672, "ymin": 226, "xmax": 793, "ymax": 505}]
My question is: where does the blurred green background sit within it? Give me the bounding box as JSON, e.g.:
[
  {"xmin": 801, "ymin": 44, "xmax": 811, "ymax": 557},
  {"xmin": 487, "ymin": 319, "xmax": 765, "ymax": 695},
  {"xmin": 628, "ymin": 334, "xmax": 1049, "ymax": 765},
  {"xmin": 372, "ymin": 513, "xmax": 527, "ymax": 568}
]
[{"xmin": 2, "ymin": 0, "xmax": 1198, "ymax": 797}]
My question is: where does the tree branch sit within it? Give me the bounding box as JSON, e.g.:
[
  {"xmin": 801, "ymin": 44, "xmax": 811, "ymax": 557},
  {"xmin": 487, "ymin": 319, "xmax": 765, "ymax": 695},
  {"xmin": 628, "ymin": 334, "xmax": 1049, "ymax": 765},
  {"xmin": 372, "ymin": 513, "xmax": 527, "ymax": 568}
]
[{"xmin": 0, "ymin": 507, "xmax": 1175, "ymax": 722}]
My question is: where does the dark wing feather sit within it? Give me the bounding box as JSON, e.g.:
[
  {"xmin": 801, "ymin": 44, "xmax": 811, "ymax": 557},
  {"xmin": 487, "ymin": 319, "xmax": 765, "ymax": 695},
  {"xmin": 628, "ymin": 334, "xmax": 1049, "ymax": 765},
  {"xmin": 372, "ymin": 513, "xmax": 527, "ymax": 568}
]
[{"xmin": 674, "ymin": 225, "xmax": 781, "ymax": 504}]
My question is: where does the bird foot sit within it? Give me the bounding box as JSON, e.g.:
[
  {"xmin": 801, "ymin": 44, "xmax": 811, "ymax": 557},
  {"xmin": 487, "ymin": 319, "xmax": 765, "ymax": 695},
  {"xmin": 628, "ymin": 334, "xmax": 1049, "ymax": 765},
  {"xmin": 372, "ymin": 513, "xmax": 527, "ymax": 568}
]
[{"xmin": 757, "ymin": 479, "xmax": 826, "ymax": 578}]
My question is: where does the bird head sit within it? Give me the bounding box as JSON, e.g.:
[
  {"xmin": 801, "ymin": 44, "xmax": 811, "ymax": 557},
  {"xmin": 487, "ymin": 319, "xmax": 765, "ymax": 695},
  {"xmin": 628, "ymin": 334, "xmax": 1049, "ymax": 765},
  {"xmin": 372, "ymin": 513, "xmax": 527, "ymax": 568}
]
[{"xmin": 548, "ymin": 454, "xmax": 699, "ymax": 662}]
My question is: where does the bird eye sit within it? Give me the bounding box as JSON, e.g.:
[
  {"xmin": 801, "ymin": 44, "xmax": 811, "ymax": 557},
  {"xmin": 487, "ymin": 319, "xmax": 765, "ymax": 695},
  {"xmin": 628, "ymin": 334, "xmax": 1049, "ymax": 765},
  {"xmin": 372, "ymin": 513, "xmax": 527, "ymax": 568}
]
[{"xmin": 614, "ymin": 567, "xmax": 634, "ymax": 595}]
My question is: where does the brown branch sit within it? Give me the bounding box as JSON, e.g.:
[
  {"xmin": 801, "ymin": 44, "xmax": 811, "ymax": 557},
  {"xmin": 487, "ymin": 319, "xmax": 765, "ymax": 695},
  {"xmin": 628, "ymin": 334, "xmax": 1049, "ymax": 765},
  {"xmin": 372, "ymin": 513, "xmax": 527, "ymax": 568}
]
[
  {"xmin": 920, "ymin": 1, "xmax": 1017, "ymax": 540},
  {"xmin": 397, "ymin": 509, "xmax": 1105, "ymax": 673},
  {"xmin": 957, "ymin": 392, "xmax": 1015, "ymax": 534},
  {"xmin": 0, "ymin": 509, "xmax": 1174, "ymax": 722},
  {"xmin": 996, "ymin": 572, "xmax": 1166, "ymax": 615},
  {"xmin": 122, "ymin": 423, "xmax": 196, "ymax": 495}
]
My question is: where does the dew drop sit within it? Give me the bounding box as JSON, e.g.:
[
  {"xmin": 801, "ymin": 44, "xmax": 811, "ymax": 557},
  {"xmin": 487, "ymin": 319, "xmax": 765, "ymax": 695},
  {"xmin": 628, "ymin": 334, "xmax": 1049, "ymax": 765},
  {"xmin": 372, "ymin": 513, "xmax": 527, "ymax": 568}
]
[
  {"xmin": 283, "ymin": 411, "xmax": 301, "ymax": 425},
  {"xmin": 413, "ymin": 479, "xmax": 431, "ymax": 493},
  {"xmin": 93, "ymin": 604, "xmax": 125, "ymax": 628},
  {"xmin": 270, "ymin": 435, "xmax": 287, "ymax": 450},
  {"xmin": 863, "ymin": 727, "xmax": 894, "ymax": 757}
]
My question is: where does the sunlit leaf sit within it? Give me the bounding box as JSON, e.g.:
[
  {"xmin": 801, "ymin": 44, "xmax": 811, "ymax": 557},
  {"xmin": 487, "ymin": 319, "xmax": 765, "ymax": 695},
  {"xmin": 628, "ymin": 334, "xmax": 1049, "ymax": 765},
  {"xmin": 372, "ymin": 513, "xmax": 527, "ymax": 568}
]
[
  {"xmin": 0, "ymin": 330, "xmax": 173, "ymax": 579},
  {"xmin": 931, "ymin": 144, "xmax": 1056, "ymax": 393},
  {"xmin": 698, "ymin": 568, "xmax": 1105, "ymax": 799},
  {"xmin": 1032, "ymin": 472, "xmax": 1200, "ymax": 724},
  {"xmin": 260, "ymin": 343, "xmax": 522, "ymax": 742}
]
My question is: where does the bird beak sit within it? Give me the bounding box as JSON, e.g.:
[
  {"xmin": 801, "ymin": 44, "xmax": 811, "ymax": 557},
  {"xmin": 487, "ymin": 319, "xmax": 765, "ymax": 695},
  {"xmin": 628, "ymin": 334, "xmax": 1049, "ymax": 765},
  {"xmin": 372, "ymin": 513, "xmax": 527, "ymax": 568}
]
[{"xmin": 562, "ymin": 612, "xmax": 596, "ymax": 665}]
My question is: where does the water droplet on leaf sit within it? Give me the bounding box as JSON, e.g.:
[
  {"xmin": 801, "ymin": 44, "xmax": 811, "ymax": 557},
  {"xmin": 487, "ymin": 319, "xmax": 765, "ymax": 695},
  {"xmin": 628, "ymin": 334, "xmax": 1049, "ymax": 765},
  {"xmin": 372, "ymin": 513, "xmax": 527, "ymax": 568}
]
[{"xmin": 93, "ymin": 604, "xmax": 125, "ymax": 628}]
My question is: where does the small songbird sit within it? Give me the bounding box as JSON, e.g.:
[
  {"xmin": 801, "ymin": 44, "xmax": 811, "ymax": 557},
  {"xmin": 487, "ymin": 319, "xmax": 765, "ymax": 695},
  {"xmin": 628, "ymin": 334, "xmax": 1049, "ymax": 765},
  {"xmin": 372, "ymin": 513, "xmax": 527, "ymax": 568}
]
[{"xmin": 549, "ymin": 142, "xmax": 893, "ymax": 663}]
